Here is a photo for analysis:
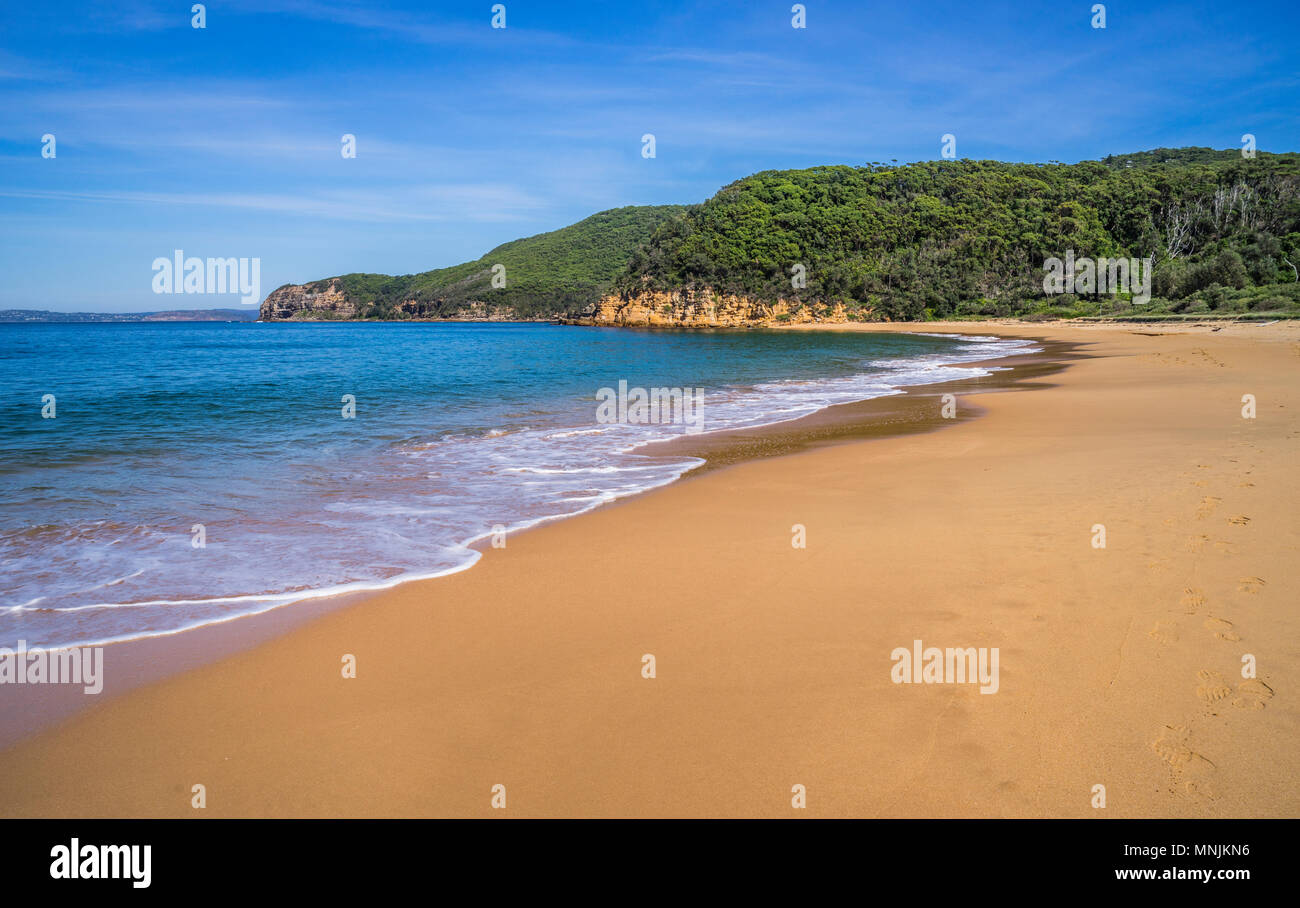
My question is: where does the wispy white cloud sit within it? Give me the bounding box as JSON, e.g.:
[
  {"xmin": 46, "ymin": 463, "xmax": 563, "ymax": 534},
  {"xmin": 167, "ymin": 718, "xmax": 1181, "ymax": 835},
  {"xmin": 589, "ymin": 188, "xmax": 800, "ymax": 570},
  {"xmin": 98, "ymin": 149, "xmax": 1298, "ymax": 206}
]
[
  {"xmin": 224, "ymin": 0, "xmax": 579, "ymax": 49},
  {"xmin": 0, "ymin": 183, "xmax": 549, "ymax": 222},
  {"xmin": 0, "ymin": 51, "xmax": 56, "ymax": 82}
]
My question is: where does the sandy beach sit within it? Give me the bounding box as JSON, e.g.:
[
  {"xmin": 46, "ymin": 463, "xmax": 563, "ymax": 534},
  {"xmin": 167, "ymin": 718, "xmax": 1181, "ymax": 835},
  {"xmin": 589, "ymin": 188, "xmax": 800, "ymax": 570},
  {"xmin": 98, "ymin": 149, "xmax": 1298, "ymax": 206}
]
[{"xmin": 1, "ymin": 320, "xmax": 1296, "ymax": 818}]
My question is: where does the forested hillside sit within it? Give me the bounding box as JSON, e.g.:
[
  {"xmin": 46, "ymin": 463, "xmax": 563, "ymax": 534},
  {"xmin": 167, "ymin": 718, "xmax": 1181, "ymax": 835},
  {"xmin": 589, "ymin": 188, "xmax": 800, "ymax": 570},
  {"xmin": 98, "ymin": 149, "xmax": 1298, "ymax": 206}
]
[
  {"xmin": 261, "ymin": 205, "xmax": 686, "ymax": 320},
  {"xmin": 612, "ymin": 148, "xmax": 1300, "ymax": 319}
]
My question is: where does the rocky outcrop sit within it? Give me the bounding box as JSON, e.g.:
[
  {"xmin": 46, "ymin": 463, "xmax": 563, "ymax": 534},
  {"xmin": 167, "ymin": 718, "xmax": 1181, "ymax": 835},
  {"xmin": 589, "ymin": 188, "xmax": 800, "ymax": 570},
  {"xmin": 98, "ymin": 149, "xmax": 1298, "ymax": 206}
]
[
  {"xmin": 259, "ymin": 281, "xmax": 532, "ymax": 321},
  {"xmin": 259, "ymin": 280, "xmax": 358, "ymax": 321},
  {"xmin": 392, "ymin": 299, "xmax": 522, "ymax": 321},
  {"xmin": 561, "ymin": 289, "xmax": 852, "ymax": 327}
]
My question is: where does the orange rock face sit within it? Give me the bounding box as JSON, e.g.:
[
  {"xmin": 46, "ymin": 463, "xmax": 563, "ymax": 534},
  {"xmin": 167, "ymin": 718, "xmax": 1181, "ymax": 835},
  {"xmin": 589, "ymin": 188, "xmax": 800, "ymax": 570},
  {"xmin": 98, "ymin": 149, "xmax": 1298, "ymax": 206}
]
[{"xmin": 565, "ymin": 290, "xmax": 851, "ymax": 327}]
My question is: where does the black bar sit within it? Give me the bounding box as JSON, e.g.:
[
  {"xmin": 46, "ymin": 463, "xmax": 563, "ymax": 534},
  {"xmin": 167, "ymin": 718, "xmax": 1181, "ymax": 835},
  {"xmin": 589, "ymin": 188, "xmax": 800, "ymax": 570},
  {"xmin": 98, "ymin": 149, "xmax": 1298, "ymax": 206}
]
[{"xmin": 0, "ymin": 819, "xmax": 1288, "ymax": 894}]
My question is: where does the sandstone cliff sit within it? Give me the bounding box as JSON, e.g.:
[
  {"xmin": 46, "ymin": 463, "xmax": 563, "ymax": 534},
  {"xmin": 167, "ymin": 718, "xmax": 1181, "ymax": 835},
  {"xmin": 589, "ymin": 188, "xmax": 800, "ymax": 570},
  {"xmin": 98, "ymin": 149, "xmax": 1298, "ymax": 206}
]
[
  {"xmin": 259, "ymin": 280, "xmax": 528, "ymax": 322},
  {"xmin": 259, "ymin": 280, "xmax": 358, "ymax": 320},
  {"xmin": 560, "ymin": 290, "xmax": 852, "ymax": 327}
]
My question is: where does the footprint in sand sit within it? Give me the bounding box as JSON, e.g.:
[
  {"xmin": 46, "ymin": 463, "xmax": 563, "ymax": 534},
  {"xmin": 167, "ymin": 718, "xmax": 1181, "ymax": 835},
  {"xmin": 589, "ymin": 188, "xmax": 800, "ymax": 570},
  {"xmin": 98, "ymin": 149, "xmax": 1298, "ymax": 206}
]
[
  {"xmin": 1232, "ymin": 679, "xmax": 1274, "ymax": 711},
  {"xmin": 1196, "ymin": 497, "xmax": 1222, "ymax": 519},
  {"xmin": 1196, "ymin": 670, "xmax": 1232, "ymax": 705},
  {"xmin": 1212, "ymin": 540, "xmax": 1238, "ymax": 555},
  {"xmin": 1227, "ymin": 515, "xmax": 1251, "ymax": 526},
  {"xmin": 1149, "ymin": 622, "xmax": 1179, "ymax": 645},
  {"xmin": 1152, "ymin": 725, "xmax": 1217, "ymax": 799},
  {"xmin": 1238, "ymin": 577, "xmax": 1266, "ymax": 594},
  {"xmin": 1153, "ymin": 725, "xmax": 1196, "ymax": 767},
  {"xmin": 1238, "ymin": 481, "xmax": 1256, "ymax": 488},
  {"xmin": 1192, "ymin": 480, "xmax": 1209, "ymax": 488},
  {"xmin": 1203, "ymin": 617, "xmax": 1240, "ymax": 642},
  {"xmin": 1180, "ymin": 588, "xmax": 1206, "ymax": 612},
  {"xmin": 1186, "ymin": 535, "xmax": 1210, "ymax": 553}
]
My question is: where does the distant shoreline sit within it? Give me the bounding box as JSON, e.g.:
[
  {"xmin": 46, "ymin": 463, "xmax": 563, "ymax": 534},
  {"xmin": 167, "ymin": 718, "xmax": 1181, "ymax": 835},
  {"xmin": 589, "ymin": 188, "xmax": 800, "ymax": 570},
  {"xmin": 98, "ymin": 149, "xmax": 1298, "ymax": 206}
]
[{"xmin": 0, "ymin": 308, "xmax": 259, "ymax": 323}]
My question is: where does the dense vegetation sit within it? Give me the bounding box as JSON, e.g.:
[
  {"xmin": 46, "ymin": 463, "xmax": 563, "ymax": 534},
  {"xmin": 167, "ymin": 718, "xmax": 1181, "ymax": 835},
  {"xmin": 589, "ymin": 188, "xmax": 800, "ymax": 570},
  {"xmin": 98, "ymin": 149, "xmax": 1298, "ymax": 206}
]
[
  {"xmin": 292, "ymin": 205, "xmax": 686, "ymax": 319},
  {"xmin": 614, "ymin": 148, "xmax": 1300, "ymax": 319}
]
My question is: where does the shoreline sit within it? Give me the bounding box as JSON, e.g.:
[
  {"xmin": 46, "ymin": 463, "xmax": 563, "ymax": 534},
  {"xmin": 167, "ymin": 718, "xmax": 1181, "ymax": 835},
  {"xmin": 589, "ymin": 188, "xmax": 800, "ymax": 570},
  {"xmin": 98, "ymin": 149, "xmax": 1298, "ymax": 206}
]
[
  {"xmin": 1, "ymin": 320, "xmax": 1296, "ymax": 817},
  {"xmin": 0, "ymin": 328, "xmax": 1053, "ymax": 750},
  {"xmin": 648, "ymin": 337, "xmax": 1083, "ymax": 472}
]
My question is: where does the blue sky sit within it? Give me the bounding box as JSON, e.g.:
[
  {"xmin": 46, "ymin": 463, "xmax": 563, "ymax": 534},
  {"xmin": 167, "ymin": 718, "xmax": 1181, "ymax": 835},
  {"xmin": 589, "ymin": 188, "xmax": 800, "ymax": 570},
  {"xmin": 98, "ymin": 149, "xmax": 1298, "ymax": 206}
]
[{"xmin": 2, "ymin": 0, "xmax": 1298, "ymax": 311}]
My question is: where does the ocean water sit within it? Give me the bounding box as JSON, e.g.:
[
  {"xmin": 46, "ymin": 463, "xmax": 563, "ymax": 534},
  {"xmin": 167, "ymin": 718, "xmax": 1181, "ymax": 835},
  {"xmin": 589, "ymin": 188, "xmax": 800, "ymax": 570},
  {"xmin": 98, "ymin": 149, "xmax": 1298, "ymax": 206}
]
[{"xmin": 0, "ymin": 322, "xmax": 1034, "ymax": 648}]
